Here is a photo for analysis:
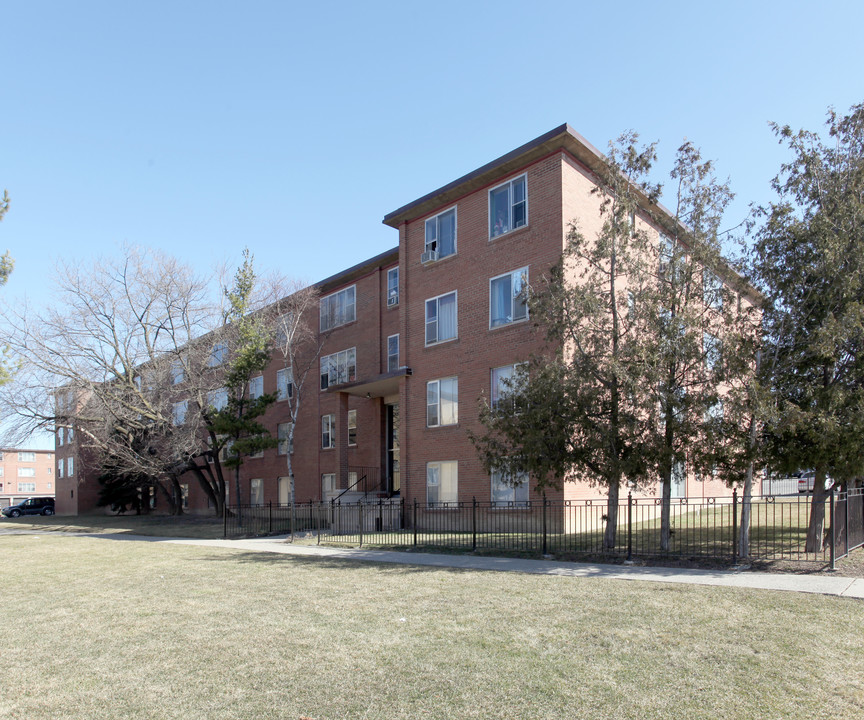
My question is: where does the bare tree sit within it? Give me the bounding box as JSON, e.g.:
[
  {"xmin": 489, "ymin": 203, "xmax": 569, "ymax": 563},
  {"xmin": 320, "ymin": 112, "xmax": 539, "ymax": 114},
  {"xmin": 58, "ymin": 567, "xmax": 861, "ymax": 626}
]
[{"xmin": 268, "ymin": 280, "xmax": 321, "ymax": 502}]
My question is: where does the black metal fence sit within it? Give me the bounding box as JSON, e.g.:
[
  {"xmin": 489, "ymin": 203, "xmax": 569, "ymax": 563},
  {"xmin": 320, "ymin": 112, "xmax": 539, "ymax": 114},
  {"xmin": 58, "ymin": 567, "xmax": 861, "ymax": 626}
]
[{"xmin": 223, "ymin": 487, "xmax": 864, "ymax": 567}]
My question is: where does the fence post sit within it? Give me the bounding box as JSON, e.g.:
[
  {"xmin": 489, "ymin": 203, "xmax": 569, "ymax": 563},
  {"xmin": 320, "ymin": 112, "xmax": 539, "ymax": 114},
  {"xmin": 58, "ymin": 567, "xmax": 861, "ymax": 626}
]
[
  {"xmin": 268, "ymin": 501, "xmax": 272, "ymax": 535},
  {"xmin": 732, "ymin": 488, "xmax": 738, "ymax": 562},
  {"xmin": 830, "ymin": 486, "xmax": 836, "ymax": 571},
  {"xmin": 472, "ymin": 497, "xmax": 477, "ymax": 551},
  {"xmin": 542, "ymin": 493, "xmax": 547, "ymax": 556},
  {"xmin": 223, "ymin": 501, "xmax": 228, "ymax": 539},
  {"xmin": 358, "ymin": 501, "xmax": 364, "ymax": 547},
  {"xmin": 317, "ymin": 501, "xmax": 322, "ymax": 545},
  {"xmin": 627, "ymin": 492, "xmax": 633, "ymax": 561},
  {"xmin": 378, "ymin": 497, "xmax": 383, "ymax": 533}
]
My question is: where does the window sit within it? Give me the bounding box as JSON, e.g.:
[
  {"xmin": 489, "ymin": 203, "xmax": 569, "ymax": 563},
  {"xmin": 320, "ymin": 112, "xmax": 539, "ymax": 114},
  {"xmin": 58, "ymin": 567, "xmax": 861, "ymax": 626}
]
[
  {"xmin": 207, "ymin": 388, "xmax": 228, "ymax": 411},
  {"xmin": 490, "ymin": 268, "xmax": 528, "ymax": 328},
  {"xmin": 249, "ymin": 375, "xmax": 264, "ymax": 400},
  {"xmin": 387, "ymin": 267, "xmax": 399, "ymax": 306},
  {"xmin": 250, "ymin": 478, "xmax": 264, "ymax": 506},
  {"xmin": 387, "ymin": 334, "xmax": 399, "ymax": 373},
  {"xmin": 706, "ymin": 399, "xmax": 723, "ymax": 422},
  {"xmin": 322, "ymin": 414, "xmax": 335, "ymax": 449},
  {"xmin": 0, "ymin": 451, "xmax": 4, "ymax": 460},
  {"xmin": 491, "ymin": 469, "xmax": 529, "ymax": 506},
  {"xmin": 58, "ymin": 427, "xmax": 64, "ymax": 446},
  {"xmin": 704, "ymin": 332, "xmax": 721, "ymax": 372},
  {"xmin": 58, "ymin": 459, "xmax": 64, "ymax": 478},
  {"xmin": 426, "ymin": 461, "xmax": 458, "ymax": 506},
  {"xmin": 68, "ymin": 457, "xmax": 74, "ymax": 476},
  {"xmin": 47, "ymin": 482, "xmax": 52, "ymax": 490},
  {"xmin": 278, "ymin": 422, "xmax": 294, "ymax": 455},
  {"xmin": 67, "ymin": 426, "xmax": 74, "ymax": 443},
  {"xmin": 322, "ymin": 473, "xmax": 336, "ymax": 497},
  {"xmin": 491, "ymin": 364, "xmax": 526, "ymax": 410},
  {"xmin": 208, "ymin": 342, "xmax": 228, "ymax": 367},
  {"xmin": 18, "ymin": 482, "xmax": 36, "ymax": 493},
  {"xmin": 348, "ymin": 410, "xmax": 357, "ymax": 446},
  {"xmin": 320, "ymin": 286, "xmax": 356, "ymax": 331},
  {"xmin": 703, "ymin": 270, "xmax": 723, "ymax": 310},
  {"xmin": 424, "ymin": 207, "xmax": 457, "ymax": 260},
  {"xmin": 320, "ymin": 348, "xmax": 357, "ymax": 390},
  {"xmin": 173, "ymin": 400, "xmax": 188, "ymax": 426},
  {"xmin": 489, "ymin": 175, "xmax": 527, "ymax": 238},
  {"xmin": 171, "ymin": 359, "xmax": 185, "ymax": 385},
  {"xmin": 180, "ymin": 484, "xmax": 189, "ymax": 509},
  {"xmin": 425, "ymin": 292, "xmax": 457, "ymax": 345},
  {"xmin": 671, "ymin": 460, "xmax": 686, "ymax": 498},
  {"xmin": 18, "ymin": 452, "xmax": 35, "ymax": 462},
  {"xmin": 0, "ymin": 467, "xmax": 3, "ymax": 477},
  {"xmin": 18, "ymin": 467, "xmax": 35, "ymax": 477},
  {"xmin": 276, "ymin": 367, "xmax": 294, "ymax": 401},
  {"xmin": 427, "ymin": 377, "xmax": 458, "ymax": 427}
]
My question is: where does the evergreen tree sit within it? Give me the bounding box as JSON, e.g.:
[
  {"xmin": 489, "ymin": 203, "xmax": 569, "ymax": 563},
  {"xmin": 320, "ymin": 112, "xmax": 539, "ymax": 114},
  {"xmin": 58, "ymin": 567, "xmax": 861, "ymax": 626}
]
[{"xmin": 751, "ymin": 102, "xmax": 864, "ymax": 551}]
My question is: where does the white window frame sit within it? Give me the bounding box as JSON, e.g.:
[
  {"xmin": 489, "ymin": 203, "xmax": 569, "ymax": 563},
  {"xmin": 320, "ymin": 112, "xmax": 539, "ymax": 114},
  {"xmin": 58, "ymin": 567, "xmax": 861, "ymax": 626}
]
[
  {"xmin": 171, "ymin": 359, "xmax": 185, "ymax": 385},
  {"xmin": 207, "ymin": 388, "xmax": 228, "ymax": 412},
  {"xmin": 67, "ymin": 456, "xmax": 74, "ymax": 476},
  {"xmin": 426, "ymin": 461, "xmax": 458, "ymax": 506},
  {"xmin": 489, "ymin": 267, "xmax": 529, "ymax": 329},
  {"xmin": 18, "ymin": 452, "xmax": 35, "ymax": 462},
  {"xmin": 276, "ymin": 367, "xmax": 294, "ymax": 401},
  {"xmin": 68, "ymin": 426, "xmax": 74, "ymax": 442},
  {"xmin": 58, "ymin": 458, "xmax": 64, "ymax": 478},
  {"xmin": 424, "ymin": 207, "xmax": 457, "ymax": 260},
  {"xmin": 489, "ymin": 174, "xmax": 527, "ymax": 239},
  {"xmin": 320, "ymin": 348, "xmax": 357, "ymax": 390},
  {"xmin": 387, "ymin": 334, "xmax": 399, "ymax": 373},
  {"xmin": 277, "ymin": 422, "xmax": 294, "ymax": 455},
  {"xmin": 17, "ymin": 482, "xmax": 36, "ymax": 493},
  {"xmin": 491, "ymin": 469, "xmax": 530, "ymax": 507},
  {"xmin": 322, "ymin": 473, "xmax": 336, "ymax": 498},
  {"xmin": 426, "ymin": 377, "xmax": 458, "ymax": 427},
  {"xmin": 58, "ymin": 427, "xmax": 64, "ymax": 447},
  {"xmin": 425, "ymin": 291, "xmax": 458, "ymax": 346},
  {"xmin": 320, "ymin": 285, "xmax": 357, "ymax": 332},
  {"xmin": 387, "ymin": 267, "xmax": 399, "ymax": 306},
  {"xmin": 322, "ymin": 414, "xmax": 335, "ymax": 449},
  {"xmin": 208, "ymin": 342, "xmax": 228, "ymax": 367},
  {"xmin": 17, "ymin": 467, "xmax": 36, "ymax": 477},
  {"xmin": 704, "ymin": 332, "xmax": 721, "ymax": 372},
  {"xmin": 703, "ymin": 269, "xmax": 723, "ymax": 310},
  {"xmin": 348, "ymin": 409, "xmax": 357, "ymax": 447},
  {"xmin": 249, "ymin": 375, "xmax": 264, "ymax": 400},
  {"xmin": 173, "ymin": 400, "xmax": 188, "ymax": 426},
  {"xmin": 250, "ymin": 478, "xmax": 264, "ymax": 506},
  {"xmin": 491, "ymin": 363, "xmax": 527, "ymax": 411}
]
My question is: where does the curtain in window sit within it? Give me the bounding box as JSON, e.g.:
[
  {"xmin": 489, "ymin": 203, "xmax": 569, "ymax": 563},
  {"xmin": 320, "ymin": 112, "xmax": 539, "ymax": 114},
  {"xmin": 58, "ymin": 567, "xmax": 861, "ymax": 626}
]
[
  {"xmin": 440, "ymin": 378, "xmax": 458, "ymax": 425},
  {"xmin": 490, "ymin": 276, "xmax": 511, "ymax": 327},
  {"xmin": 438, "ymin": 210, "xmax": 456, "ymax": 256},
  {"xmin": 438, "ymin": 293, "xmax": 456, "ymax": 340}
]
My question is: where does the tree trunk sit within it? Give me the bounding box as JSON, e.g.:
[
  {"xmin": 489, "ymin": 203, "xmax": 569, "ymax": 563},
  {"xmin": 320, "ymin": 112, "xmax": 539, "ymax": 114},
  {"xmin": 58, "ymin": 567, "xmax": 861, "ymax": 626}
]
[
  {"xmin": 604, "ymin": 480, "xmax": 620, "ymax": 550},
  {"xmin": 739, "ymin": 467, "xmax": 753, "ymax": 559},
  {"xmin": 805, "ymin": 466, "xmax": 829, "ymax": 552},
  {"xmin": 660, "ymin": 470, "xmax": 672, "ymax": 551}
]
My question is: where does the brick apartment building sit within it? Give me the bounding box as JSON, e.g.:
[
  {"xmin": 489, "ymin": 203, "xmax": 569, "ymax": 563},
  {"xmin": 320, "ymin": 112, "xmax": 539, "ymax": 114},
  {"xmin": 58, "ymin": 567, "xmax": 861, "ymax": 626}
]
[
  {"xmin": 56, "ymin": 125, "xmax": 749, "ymax": 516},
  {"xmin": 0, "ymin": 449, "xmax": 56, "ymax": 509}
]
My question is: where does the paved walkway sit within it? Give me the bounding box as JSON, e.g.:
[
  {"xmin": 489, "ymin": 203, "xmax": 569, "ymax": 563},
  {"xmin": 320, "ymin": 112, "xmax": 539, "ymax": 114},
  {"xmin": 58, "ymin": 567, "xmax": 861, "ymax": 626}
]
[{"xmin": 75, "ymin": 532, "xmax": 864, "ymax": 600}]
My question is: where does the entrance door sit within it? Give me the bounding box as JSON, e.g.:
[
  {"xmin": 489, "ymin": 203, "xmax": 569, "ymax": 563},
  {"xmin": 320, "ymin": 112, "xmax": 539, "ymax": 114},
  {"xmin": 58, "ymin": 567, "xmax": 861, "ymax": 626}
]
[{"xmin": 386, "ymin": 403, "xmax": 400, "ymax": 495}]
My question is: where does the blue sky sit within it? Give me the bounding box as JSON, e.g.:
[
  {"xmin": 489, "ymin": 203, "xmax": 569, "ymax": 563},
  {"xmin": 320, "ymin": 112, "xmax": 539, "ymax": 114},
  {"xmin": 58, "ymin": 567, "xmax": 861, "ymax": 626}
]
[{"xmin": 2, "ymin": 0, "xmax": 863, "ymax": 446}]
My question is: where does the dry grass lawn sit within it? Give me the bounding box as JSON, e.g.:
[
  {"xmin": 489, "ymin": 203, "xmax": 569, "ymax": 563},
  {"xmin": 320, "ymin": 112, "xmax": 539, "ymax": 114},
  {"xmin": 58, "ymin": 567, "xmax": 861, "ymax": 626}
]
[{"xmin": 1, "ymin": 532, "xmax": 862, "ymax": 719}]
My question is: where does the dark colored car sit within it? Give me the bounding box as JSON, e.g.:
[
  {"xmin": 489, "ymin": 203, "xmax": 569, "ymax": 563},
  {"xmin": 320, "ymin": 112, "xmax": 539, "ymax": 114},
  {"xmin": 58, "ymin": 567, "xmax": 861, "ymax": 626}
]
[{"xmin": 1, "ymin": 497, "xmax": 55, "ymax": 518}]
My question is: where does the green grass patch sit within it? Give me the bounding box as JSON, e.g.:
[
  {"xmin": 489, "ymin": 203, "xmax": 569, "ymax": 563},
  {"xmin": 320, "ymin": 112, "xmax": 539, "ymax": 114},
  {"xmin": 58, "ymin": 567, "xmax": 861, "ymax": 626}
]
[
  {"xmin": 0, "ymin": 512, "xmax": 225, "ymax": 538},
  {"xmin": 1, "ymin": 533, "xmax": 862, "ymax": 719}
]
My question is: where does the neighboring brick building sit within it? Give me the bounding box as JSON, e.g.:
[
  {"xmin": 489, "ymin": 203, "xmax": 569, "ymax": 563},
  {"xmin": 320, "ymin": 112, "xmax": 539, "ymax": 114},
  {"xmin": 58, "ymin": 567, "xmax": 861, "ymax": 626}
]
[
  {"xmin": 57, "ymin": 125, "xmax": 751, "ymax": 516},
  {"xmin": 0, "ymin": 449, "xmax": 55, "ymax": 509}
]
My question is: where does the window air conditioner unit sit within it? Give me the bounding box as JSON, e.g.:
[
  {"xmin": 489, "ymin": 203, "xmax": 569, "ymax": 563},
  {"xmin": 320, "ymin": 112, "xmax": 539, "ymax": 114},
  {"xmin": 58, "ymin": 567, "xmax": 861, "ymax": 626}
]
[
  {"xmin": 387, "ymin": 296, "xmax": 398, "ymax": 307},
  {"xmin": 421, "ymin": 249, "xmax": 439, "ymax": 264}
]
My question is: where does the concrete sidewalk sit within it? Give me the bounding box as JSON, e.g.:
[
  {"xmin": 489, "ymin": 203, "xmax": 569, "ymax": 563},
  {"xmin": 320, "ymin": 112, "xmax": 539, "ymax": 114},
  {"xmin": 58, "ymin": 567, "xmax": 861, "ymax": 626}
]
[{"xmin": 113, "ymin": 533, "xmax": 864, "ymax": 600}]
